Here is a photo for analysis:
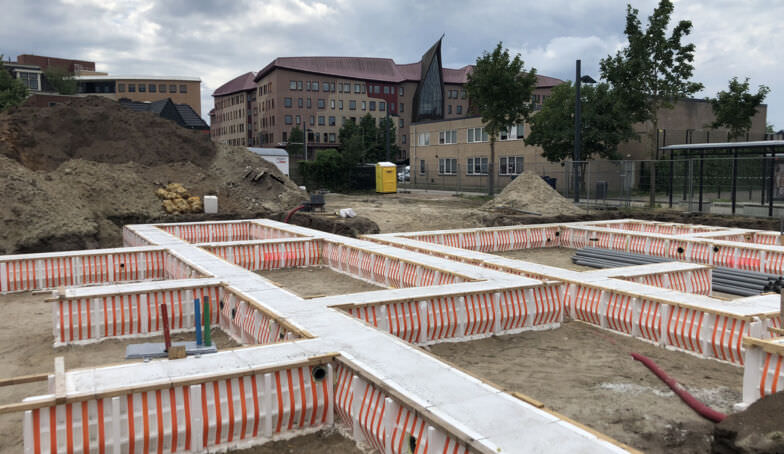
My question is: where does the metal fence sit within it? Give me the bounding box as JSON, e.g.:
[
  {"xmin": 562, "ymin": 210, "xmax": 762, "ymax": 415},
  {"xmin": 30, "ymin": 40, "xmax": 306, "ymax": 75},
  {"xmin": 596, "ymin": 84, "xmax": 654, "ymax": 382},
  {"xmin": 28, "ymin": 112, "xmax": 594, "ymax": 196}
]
[{"xmin": 400, "ymin": 155, "xmax": 784, "ymax": 217}]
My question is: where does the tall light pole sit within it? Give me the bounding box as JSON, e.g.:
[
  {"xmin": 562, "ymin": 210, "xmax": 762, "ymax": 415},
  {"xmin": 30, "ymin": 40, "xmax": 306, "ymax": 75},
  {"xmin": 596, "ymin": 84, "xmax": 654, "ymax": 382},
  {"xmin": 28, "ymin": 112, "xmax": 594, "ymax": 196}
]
[{"xmin": 573, "ymin": 59, "xmax": 596, "ymax": 203}]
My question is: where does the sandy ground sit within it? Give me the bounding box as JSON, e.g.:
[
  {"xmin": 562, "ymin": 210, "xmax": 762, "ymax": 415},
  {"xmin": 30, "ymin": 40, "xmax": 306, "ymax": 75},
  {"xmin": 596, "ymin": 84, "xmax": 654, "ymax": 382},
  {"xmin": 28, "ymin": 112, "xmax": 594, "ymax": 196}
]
[
  {"xmin": 495, "ymin": 247, "xmax": 594, "ymax": 272},
  {"xmin": 325, "ymin": 191, "xmax": 485, "ymax": 233},
  {"xmin": 0, "ymin": 291, "xmax": 239, "ymax": 454},
  {"xmin": 430, "ymin": 321, "xmax": 743, "ymax": 453},
  {"xmin": 257, "ymin": 266, "xmax": 385, "ymax": 298}
]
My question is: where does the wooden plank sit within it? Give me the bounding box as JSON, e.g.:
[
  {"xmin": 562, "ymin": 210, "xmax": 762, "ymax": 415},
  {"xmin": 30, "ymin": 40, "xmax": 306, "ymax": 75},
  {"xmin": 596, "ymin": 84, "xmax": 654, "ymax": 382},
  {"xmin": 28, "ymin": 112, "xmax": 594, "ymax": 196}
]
[
  {"xmin": 0, "ymin": 373, "xmax": 50, "ymax": 387},
  {"xmin": 54, "ymin": 357, "xmax": 65, "ymax": 404}
]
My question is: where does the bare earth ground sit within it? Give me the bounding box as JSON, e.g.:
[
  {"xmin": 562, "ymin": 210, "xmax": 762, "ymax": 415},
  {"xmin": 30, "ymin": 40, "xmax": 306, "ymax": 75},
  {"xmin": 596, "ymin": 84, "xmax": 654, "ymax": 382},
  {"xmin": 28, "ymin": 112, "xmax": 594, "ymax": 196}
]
[
  {"xmin": 429, "ymin": 322, "xmax": 742, "ymax": 454},
  {"xmin": 495, "ymin": 247, "xmax": 594, "ymax": 272},
  {"xmin": 257, "ymin": 266, "xmax": 385, "ymax": 298},
  {"xmin": 0, "ymin": 291, "xmax": 241, "ymax": 453},
  {"xmin": 324, "ymin": 191, "xmax": 485, "ymax": 233}
]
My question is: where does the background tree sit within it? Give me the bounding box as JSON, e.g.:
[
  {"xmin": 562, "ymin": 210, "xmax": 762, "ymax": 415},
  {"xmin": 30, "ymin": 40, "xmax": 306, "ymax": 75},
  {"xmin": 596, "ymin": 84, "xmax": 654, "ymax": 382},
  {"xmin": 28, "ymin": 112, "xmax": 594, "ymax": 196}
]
[
  {"xmin": 600, "ymin": 0, "xmax": 703, "ymax": 207},
  {"xmin": 466, "ymin": 42, "xmax": 538, "ymax": 195},
  {"xmin": 338, "ymin": 114, "xmax": 400, "ymax": 163},
  {"xmin": 43, "ymin": 66, "xmax": 77, "ymax": 95},
  {"xmin": 0, "ymin": 56, "xmax": 28, "ymax": 111},
  {"xmin": 286, "ymin": 126, "xmax": 304, "ymax": 160},
  {"xmin": 709, "ymin": 77, "xmax": 770, "ymax": 140},
  {"xmin": 527, "ymin": 82, "xmax": 636, "ymax": 163}
]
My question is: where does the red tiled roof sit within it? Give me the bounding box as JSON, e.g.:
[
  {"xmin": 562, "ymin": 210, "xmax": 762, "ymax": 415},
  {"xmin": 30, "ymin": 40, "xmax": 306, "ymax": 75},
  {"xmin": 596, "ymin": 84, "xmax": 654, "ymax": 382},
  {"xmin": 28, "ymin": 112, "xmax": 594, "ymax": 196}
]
[
  {"xmin": 212, "ymin": 71, "xmax": 257, "ymax": 96},
  {"xmin": 248, "ymin": 56, "xmax": 562, "ymax": 88}
]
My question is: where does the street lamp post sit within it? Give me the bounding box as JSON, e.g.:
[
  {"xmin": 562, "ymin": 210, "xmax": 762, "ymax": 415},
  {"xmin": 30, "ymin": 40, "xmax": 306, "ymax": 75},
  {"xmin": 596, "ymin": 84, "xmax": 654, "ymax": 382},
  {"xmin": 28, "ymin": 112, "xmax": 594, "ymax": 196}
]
[{"xmin": 573, "ymin": 59, "xmax": 596, "ymax": 203}]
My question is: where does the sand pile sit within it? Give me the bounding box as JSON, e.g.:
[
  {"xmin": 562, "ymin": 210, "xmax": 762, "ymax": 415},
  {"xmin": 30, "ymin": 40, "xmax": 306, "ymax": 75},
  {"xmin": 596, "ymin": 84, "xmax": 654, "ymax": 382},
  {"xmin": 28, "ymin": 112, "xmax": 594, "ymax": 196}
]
[
  {"xmin": 0, "ymin": 96, "xmax": 307, "ymax": 254},
  {"xmin": 713, "ymin": 391, "xmax": 784, "ymax": 453},
  {"xmin": 482, "ymin": 171, "xmax": 584, "ymax": 216}
]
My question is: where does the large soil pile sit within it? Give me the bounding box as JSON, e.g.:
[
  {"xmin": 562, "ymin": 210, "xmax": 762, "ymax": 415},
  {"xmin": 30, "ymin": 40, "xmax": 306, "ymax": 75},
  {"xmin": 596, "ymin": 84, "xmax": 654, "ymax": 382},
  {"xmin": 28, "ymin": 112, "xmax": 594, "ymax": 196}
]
[
  {"xmin": 713, "ymin": 392, "xmax": 784, "ymax": 453},
  {"xmin": 482, "ymin": 171, "xmax": 584, "ymax": 216},
  {"xmin": 0, "ymin": 96, "xmax": 308, "ymax": 253}
]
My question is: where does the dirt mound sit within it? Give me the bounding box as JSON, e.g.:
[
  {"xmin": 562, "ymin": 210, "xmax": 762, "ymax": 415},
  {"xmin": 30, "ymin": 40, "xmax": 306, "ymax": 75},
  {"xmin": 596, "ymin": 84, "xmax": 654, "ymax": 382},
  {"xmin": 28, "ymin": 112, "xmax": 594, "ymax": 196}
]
[
  {"xmin": 270, "ymin": 211, "xmax": 380, "ymax": 238},
  {"xmin": 482, "ymin": 171, "xmax": 584, "ymax": 216},
  {"xmin": 713, "ymin": 392, "xmax": 784, "ymax": 453},
  {"xmin": 0, "ymin": 96, "xmax": 214, "ymax": 171},
  {"xmin": 0, "ymin": 97, "xmax": 308, "ymax": 254}
]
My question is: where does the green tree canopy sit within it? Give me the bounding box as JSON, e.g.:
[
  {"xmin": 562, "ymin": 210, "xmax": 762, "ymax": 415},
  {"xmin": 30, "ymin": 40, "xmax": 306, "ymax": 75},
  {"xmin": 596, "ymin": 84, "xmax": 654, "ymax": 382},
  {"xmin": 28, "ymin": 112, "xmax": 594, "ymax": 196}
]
[
  {"xmin": 0, "ymin": 56, "xmax": 28, "ymax": 111},
  {"xmin": 709, "ymin": 77, "xmax": 770, "ymax": 140},
  {"xmin": 43, "ymin": 66, "xmax": 77, "ymax": 95},
  {"xmin": 466, "ymin": 42, "xmax": 538, "ymax": 195},
  {"xmin": 527, "ymin": 82, "xmax": 636, "ymax": 163},
  {"xmin": 600, "ymin": 0, "xmax": 703, "ymax": 206},
  {"xmin": 337, "ymin": 113, "xmax": 399, "ymax": 163},
  {"xmin": 286, "ymin": 126, "xmax": 304, "ymax": 159}
]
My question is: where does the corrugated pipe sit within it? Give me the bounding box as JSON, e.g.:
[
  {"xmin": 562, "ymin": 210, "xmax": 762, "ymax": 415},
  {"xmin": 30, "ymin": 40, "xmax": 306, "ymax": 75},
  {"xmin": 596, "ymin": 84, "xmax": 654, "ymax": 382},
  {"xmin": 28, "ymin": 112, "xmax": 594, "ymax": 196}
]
[{"xmin": 631, "ymin": 353, "xmax": 726, "ymax": 423}]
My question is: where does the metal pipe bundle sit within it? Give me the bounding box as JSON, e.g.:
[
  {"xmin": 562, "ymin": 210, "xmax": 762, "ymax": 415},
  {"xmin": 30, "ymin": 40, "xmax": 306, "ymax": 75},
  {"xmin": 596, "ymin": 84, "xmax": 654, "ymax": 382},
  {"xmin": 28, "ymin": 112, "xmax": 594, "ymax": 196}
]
[{"xmin": 572, "ymin": 248, "xmax": 782, "ymax": 296}]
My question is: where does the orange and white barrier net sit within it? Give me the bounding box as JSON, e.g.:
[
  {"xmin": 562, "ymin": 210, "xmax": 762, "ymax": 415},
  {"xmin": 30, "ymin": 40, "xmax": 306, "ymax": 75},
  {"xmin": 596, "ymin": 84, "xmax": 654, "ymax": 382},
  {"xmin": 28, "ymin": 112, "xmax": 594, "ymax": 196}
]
[
  {"xmin": 219, "ymin": 289, "xmax": 302, "ymax": 345},
  {"xmin": 742, "ymin": 336, "xmax": 784, "ymax": 406},
  {"xmin": 202, "ymin": 239, "xmax": 320, "ymax": 271}
]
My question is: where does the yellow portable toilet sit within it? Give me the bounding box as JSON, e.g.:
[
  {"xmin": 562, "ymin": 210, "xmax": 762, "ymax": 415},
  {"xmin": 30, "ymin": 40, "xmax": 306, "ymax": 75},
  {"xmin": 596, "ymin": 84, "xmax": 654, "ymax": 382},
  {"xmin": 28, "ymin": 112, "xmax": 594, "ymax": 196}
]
[{"xmin": 375, "ymin": 162, "xmax": 397, "ymax": 193}]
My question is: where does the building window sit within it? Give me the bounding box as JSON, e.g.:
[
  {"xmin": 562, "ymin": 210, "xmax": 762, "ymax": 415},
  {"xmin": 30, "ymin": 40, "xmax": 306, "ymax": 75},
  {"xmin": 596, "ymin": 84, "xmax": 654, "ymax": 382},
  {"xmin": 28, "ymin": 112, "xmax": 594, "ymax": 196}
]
[
  {"xmin": 283, "ymin": 131, "xmax": 287, "ymax": 141},
  {"xmin": 373, "ymin": 85, "xmax": 380, "ymax": 94},
  {"xmin": 329, "ymin": 116, "xmax": 336, "ymax": 126},
  {"xmin": 159, "ymin": 84, "xmax": 166, "ymax": 93},
  {"xmin": 312, "ymin": 81, "xmax": 319, "ymax": 92},
  {"xmin": 118, "ymin": 83, "xmax": 125, "ymax": 92},
  {"xmin": 339, "ymin": 100, "xmax": 343, "ymax": 110},
  {"xmin": 447, "ymin": 104, "xmax": 452, "ymax": 114},
  {"xmin": 515, "ymin": 123, "xmax": 525, "ymax": 138},
  {"xmin": 467, "ymin": 157, "xmax": 488, "ymax": 175},
  {"xmin": 500, "ymin": 156, "xmax": 524, "ymax": 175},
  {"xmin": 322, "ymin": 82, "xmax": 329, "ymax": 91},
  {"xmin": 400, "ymin": 103, "xmax": 404, "ymax": 113},
  {"xmin": 343, "ymin": 83, "xmax": 350, "ymax": 92},
  {"xmin": 318, "ymin": 98, "xmax": 325, "ymax": 109},
  {"xmin": 354, "ymin": 83, "xmax": 361, "ymax": 93},
  {"xmin": 310, "ymin": 115, "xmax": 315, "ymax": 125},
  {"xmin": 139, "ymin": 84, "xmax": 146, "ymax": 92},
  {"xmin": 399, "ymin": 87, "xmax": 404, "ymax": 96},
  {"xmin": 318, "ymin": 116, "xmax": 325, "ymax": 125},
  {"xmin": 307, "ymin": 97, "xmax": 312, "ymax": 108},
  {"xmin": 338, "ymin": 83, "xmax": 343, "ymax": 93},
  {"xmin": 456, "ymin": 105, "xmax": 462, "ymax": 115},
  {"xmin": 369, "ymin": 101, "xmax": 376, "ymax": 111},
  {"xmin": 297, "ymin": 98, "xmax": 303, "ymax": 108},
  {"xmin": 361, "ymin": 101, "xmax": 366, "ymax": 110},
  {"xmin": 418, "ymin": 132, "xmax": 430, "ymax": 146},
  {"xmin": 461, "ymin": 90, "xmax": 466, "ymax": 99},
  {"xmin": 295, "ymin": 115, "xmax": 301, "ymax": 125},
  {"xmin": 402, "ymin": 135, "xmax": 407, "ymax": 144},
  {"xmin": 179, "ymin": 84, "xmax": 187, "ymax": 93},
  {"xmin": 290, "ymin": 80, "xmax": 297, "ymax": 90},
  {"xmin": 17, "ymin": 72, "xmax": 39, "ymax": 90},
  {"xmin": 379, "ymin": 101, "xmax": 385, "ymax": 111},
  {"xmin": 297, "ymin": 81, "xmax": 303, "ymax": 90},
  {"xmin": 399, "ymin": 119, "xmax": 404, "ymax": 128},
  {"xmin": 439, "ymin": 158, "xmax": 457, "ymax": 175},
  {"xmin": 349, "ymin": 100, "xmax": 356, "ymax": 110},
  {"xmin": 439, "ymin": 130, "xmax": 457, "ymax": 144},
  {"xmin": 419, "ymin": 159, "xmax": 425, "ymax": 174},
  {"xmin": 390, "ymin": 102, "xmax": 395, "ymax": 112},
  {"xmin": 285, "ymin": 115, "xmax": 293, "ymax": 125},
  {"xmin": 149, "ymin": 84, "xmax": 156, "ymax": 93},
  {"xmin": 416, "ymin": 54, "xmax": 443, "ymax": 120},
  {"xmin": 330, "ymin": 83, "xmax": 336, "ymax": 92},
  {"xmin": 128, "ymin": 84, "xmax": 136, "ymax": 92},
  {"xmin": 169, "ymin": 84, "xmax": 176, "ymax": 93},
  {"xmin": 383, "ymin": 86, "xmax": 390, "ymax": 94},
  {"xmin": 306, "ymin": 81, "xmax": 311, "ymax": 91},
  {"xmin": 328, "ymin": 133, "xmax": 336, "ymax": 143},
  {"xmin": 284, "ymin": 97, "xmax": 292, "ymax": 107},
  {"xmin": 467, "ymin": 127, "xmax": 488, "ymax": 143}
]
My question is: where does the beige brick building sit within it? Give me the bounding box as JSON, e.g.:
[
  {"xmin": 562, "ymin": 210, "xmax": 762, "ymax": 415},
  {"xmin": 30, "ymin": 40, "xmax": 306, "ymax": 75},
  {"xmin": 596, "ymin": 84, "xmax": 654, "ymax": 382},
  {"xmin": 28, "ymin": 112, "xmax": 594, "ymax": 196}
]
[{"xmin": 75, "ymin": 75, "xmax": 202, "ymax": 115}]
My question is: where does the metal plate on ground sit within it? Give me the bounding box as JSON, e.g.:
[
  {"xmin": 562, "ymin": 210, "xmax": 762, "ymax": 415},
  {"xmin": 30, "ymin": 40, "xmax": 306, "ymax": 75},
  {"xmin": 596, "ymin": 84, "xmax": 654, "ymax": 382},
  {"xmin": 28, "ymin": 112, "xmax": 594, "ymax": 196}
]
[{"xmin": 126, "ymin": 341, "xmax": 218, "ymax": 359}]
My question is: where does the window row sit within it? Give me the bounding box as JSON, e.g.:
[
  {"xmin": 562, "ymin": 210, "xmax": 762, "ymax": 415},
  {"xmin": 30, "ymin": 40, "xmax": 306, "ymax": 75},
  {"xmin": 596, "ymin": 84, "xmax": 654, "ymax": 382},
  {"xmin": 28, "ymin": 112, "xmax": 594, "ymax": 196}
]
[
  {"xmin": 282, "ymin": 97, "xmax": 399, "ymax": 113},
  {"xmin": 446, "ymin": 89, "xmax": 466, "ymax": 99},
  {"xmin": 119, "ymin": 83, "xmax": 187, "ymax": 94},
  {"xmin": 426, "ymin": 156, "xmax": 524, "ymax": 176}
]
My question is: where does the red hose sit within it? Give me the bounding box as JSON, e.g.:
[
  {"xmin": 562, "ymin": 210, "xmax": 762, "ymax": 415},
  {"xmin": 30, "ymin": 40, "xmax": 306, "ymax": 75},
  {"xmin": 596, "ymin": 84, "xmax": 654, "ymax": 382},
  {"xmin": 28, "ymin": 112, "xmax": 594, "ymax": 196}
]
[
  {"xmin": 285, "ymin": 205, "xmax": 306, "ymax": 223},
  {"xmin": 631, "ymin": 353, "xmax": 726, "ymax": 423}
]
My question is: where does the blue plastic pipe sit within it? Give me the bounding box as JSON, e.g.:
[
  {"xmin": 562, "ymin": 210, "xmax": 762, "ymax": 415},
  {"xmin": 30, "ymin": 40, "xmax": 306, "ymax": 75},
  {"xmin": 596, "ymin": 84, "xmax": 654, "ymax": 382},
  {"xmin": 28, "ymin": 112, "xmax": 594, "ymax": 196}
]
[{"xmin": 194, "ymin": 297, "xmax": 202, "ymax": 346}]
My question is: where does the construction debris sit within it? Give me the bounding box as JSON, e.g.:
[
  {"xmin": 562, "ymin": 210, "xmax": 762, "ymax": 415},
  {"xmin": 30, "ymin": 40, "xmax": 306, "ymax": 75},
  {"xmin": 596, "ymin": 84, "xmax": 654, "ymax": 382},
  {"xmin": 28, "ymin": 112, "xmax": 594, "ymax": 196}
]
[{"xmin": 155, "ymin": 183, "xmax": 203, "ymax": 214}]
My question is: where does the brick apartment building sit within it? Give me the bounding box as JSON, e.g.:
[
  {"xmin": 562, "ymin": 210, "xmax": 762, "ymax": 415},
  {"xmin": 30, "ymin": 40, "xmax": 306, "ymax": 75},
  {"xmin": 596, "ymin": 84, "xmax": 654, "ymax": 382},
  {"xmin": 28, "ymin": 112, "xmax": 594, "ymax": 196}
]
[
  {"xmin": 210, "ymin": 39, "xmax": 562, "ymax": 160},
  {"xmin": 4, "ymin": 54, "xmax": 203, "ymax": 115}
]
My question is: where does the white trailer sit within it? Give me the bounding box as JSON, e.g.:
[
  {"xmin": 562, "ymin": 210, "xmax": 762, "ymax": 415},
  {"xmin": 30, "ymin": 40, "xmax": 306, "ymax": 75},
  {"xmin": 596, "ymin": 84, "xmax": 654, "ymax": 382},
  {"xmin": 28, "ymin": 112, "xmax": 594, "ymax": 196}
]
[{"xmin": 247, "ymin": 147, "xmax": 290, "ymax": 176}]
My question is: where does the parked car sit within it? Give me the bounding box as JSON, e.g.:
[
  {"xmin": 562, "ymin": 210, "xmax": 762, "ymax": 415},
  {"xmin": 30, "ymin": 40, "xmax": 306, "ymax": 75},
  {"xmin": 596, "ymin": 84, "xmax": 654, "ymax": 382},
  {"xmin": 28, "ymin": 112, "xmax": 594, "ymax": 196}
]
[{"xmin": 398, "ymin": 165, "xmax": 410, "ymax": 182}]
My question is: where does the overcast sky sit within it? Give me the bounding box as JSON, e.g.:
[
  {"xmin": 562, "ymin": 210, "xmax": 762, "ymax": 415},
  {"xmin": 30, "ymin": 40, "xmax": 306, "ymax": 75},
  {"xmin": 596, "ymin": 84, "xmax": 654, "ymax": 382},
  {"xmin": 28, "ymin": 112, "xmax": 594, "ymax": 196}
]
[{"xmin": 2, "ymin": 0, "xmax": 782, "ymax": 130}]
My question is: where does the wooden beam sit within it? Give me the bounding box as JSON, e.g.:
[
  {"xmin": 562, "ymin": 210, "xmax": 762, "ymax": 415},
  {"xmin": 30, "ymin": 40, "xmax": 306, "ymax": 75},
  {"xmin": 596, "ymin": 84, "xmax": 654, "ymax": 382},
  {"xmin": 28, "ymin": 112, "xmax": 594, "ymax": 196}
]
[{"xmin": 0, "ymin": 373, "xmax": 50, "ymax": 387}]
